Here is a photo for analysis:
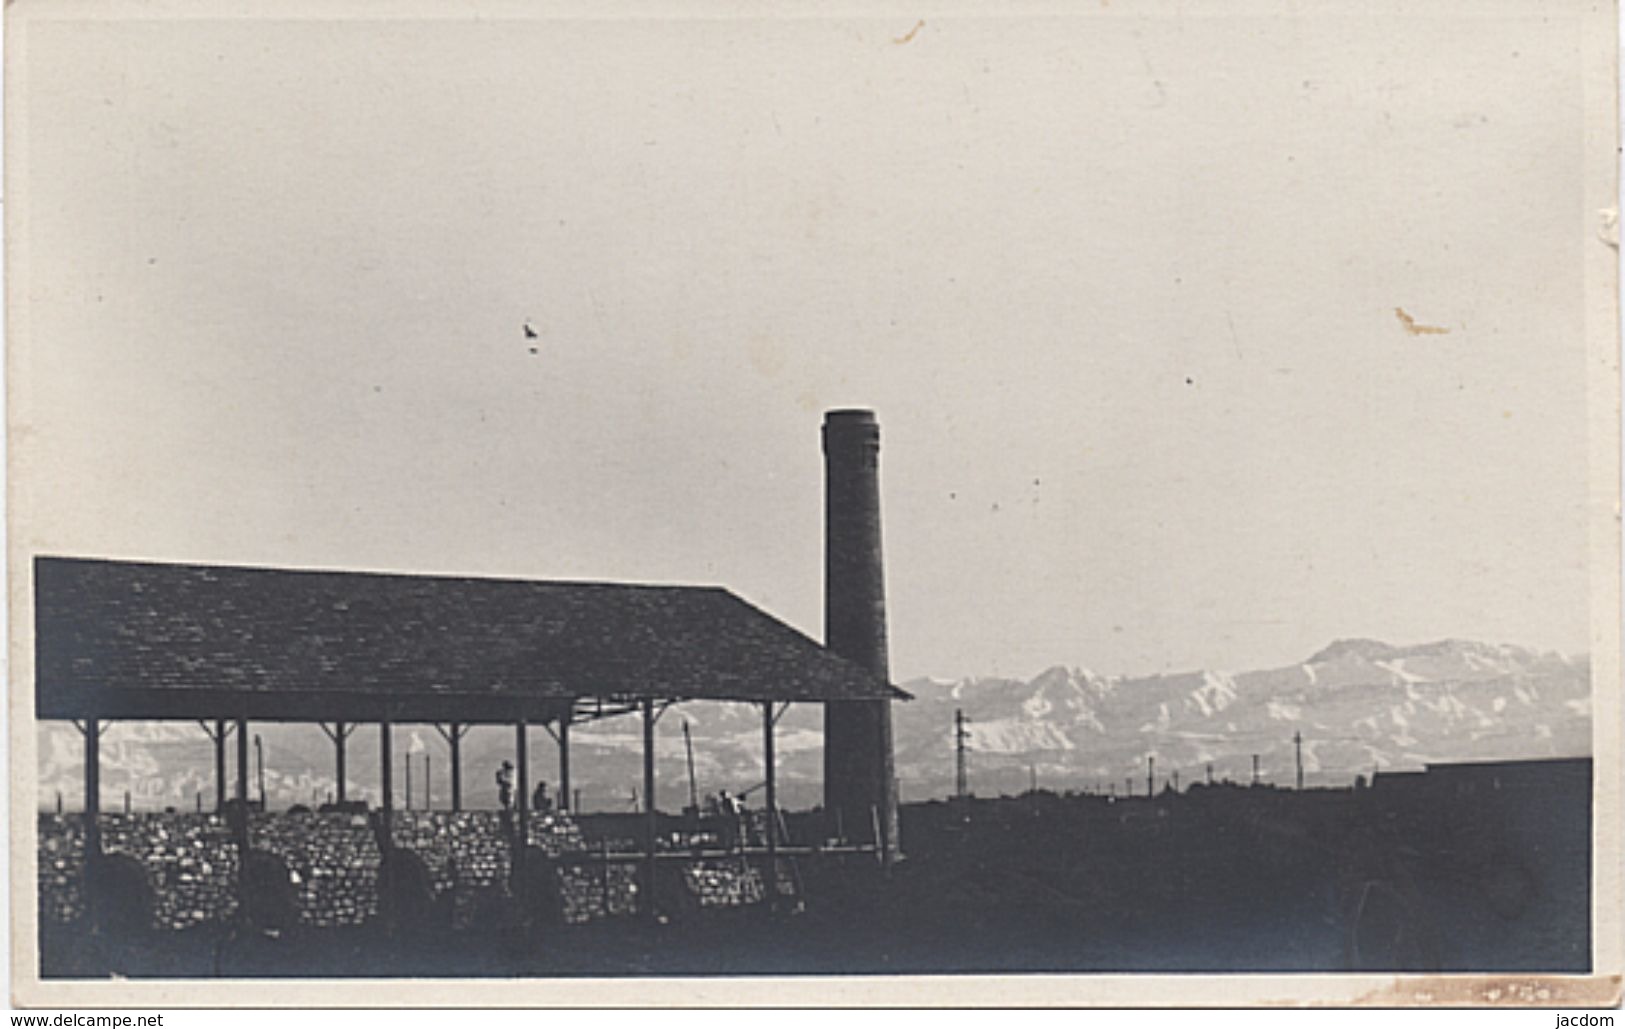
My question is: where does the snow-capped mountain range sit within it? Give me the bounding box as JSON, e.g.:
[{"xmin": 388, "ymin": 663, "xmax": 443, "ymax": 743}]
[{"xmin": 36, "ymin": 638, "xmax": 1590, "ymax": 812}]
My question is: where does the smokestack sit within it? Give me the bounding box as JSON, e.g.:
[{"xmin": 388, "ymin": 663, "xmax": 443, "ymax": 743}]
[{"xmin": 822, "ymin": 409, "xmax": 899, "ymax": 863}]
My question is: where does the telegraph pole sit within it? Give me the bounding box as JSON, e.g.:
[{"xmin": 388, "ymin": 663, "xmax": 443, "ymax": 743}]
[
  {"xmin": 682, "ymin": 719, "xmax": 700, "ymax": 812},
  {"xmin": 1252, "ymin": 753, "xmax": 1260, "ymax": 785},
  {"xmin": 254, "ymin": 734, "xmax": 266, "ymax": 809},
  {"xmin": 1295, "ymin": 731, "xmax": 1304, "ymax": 790},
  {"xmin": 954, "ymin": 709, "xmax": 971, "ymax": 800},
  {"xmin": 1147, "ymin": 755, "xmax": 1155, "ymax": 798},
  {"xmin": 1172, "ymin": 770, "xmax": 1180, "ymax": 793},
  {"xmin": 1206, "ymin": 763, "xmax": 1214, "ymax": 786}
]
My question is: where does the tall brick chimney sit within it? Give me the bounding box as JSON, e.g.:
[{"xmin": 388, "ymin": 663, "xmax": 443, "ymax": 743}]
[{"xmin": 822, "ymin": 409, "xmax": 899, "ymax": 863}]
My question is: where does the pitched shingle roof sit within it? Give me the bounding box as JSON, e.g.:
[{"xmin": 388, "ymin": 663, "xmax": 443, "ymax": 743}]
[{"xmin": 34, "ymin": 556, "xmax": 906, "ymax": 723}]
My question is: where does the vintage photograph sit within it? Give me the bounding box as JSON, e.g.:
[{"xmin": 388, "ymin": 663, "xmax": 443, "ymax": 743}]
[{"xmin": 7, "ymin": 0, "xmax": 1620, "ymax": 1006}]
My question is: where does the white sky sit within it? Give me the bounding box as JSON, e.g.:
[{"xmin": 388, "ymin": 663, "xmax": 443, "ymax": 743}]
[{"xmin": 8, "ymin": 2, "xmax": 1601, "ymax": 680}]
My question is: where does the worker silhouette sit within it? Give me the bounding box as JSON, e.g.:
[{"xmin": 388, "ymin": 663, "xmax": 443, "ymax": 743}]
[
  {"xmin": 531, "ymin": 780, "xmax": 552, "ymax": 815},
  {"xmin": 716, "ymin": 789, "xmax": 747, "ymax": 852},
  {"xmin": 496, "ymin": 761, "xmax": 515, "ymax": 833}
]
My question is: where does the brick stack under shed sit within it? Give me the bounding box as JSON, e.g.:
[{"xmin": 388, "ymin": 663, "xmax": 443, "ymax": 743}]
[
  {"xmin": 40, "ymin": 810, "xmax": 797, "ymax": 932},
  {"xmin": 254, "ymin": 813, "xmax": 380, "ymax": 927},
  {"xmin": 38, "ymin": 814, "xmax": 241, "ymax": 930}
]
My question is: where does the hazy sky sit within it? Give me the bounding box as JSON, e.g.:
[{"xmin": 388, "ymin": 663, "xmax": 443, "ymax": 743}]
[{"xmin": 11, "ymin": 2, "xmax": 1601, "ymax": 681}]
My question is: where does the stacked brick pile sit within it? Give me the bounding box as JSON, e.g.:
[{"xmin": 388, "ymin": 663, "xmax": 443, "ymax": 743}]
[
  {"xmin": 105, "ymin": 814, "xmax": 240, "ymax": 930},
  {"xmin": 388, "ymin": 812, "xmax": 507, "ymax": 927},
  {"xmin": 39, "ymin": 810, "xmax": 795, "ymax": 932},
  {"xmin": 37, "ymin": 816, "xmax": 86, "ymax": 923},
  {"xmin": 557, "ymin": 850, "xmax": 639, "ymax": 924},
  {"xmin": 37, "ymin": 814, "xmax": 241, "ymax": 930},
  {"xmin": 682, "ymin": 858, "xmax": 766, "ymax": 907},
  {"xmin": 252, "ymin": 813, "xmax": 381, "ymax": 927},
  {"xmin": 526, "ymin": 812, "xmax": 588, "ymax": 856},
  {"xmin": 679, "ymin": 858, "xmax": 795, "ymax": 908}
]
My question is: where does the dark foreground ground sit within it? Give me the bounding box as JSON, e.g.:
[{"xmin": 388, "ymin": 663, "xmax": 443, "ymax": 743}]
[{"xmin": 41, "ymin": 768, "xmax": 1591, "ymax": 978}]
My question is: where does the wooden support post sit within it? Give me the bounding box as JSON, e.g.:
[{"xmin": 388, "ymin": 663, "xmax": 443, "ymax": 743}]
[
  {"xmin": 214, "ymin": 719, "xmax": 228, "ymax": 812},
  {"xmin": 450, "ymin": 724, "xmax": 462, "ymax": 812},
  {"xmin": 335, "ymin": 722, "xmax": 348, "ymax": 803},
  {"xmin": 380, "ymin": 719, "xmax": 393, "ymax": 837},
  {"xmin": 558, "ymin": 718, "xmax": 572, "ymax": 813},
  {"xmin": 436, "ymin": 722, "xmax": 465, "ymax": 812},
  {"xmin": 404, "ymin": 749, "xmax": 413, "ymax": 811},
  {"xmin": 763, "ymin": 703, "xmax": 779, "ymax": 911},
  {"xmin": 84, "ymin": 718, "xmax": 102, "ymax": 861},
  {"xmin": 641, "ymin": 698, "xmax": 657, "ymax": 919},
  {"xmin": 234, "ymin": 718, "xmax": 251, "ymax": 879},
  {"xmin": 516, "ymin": 719, "xmax": 529, "ymax": 862}
]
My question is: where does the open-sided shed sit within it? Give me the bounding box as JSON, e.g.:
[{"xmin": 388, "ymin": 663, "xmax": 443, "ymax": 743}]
[{"xmin": 34, "ymin": 554, "xmax": 907, "ymax": 913}]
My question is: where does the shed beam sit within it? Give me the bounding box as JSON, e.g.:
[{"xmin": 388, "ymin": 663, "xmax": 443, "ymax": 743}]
[
  {"xmin": 558, "ymin": 717, "xmax": 572, "ymax": 813},
  {"xmin": 515, "ymin": 718, "xmax": 529, "ymax": 874},
  {"xmin": 641, "ymin": 698, "xmax": 657, "ymax": 920},
  {"xmin": 432, "ymin": 722, "xmax": 467, "ymax": 811},
  {"xmin": 325, "ymin": 722, "xmax": 349, "ymax": 803},
  {"xmin": 762, "ymin": 701, "xmax": 779, "ymax": 912},
  {"xmin": 380, "ymin": 719, "xmax": 393, "ymax": 837},
  {"xmin": 84, "ymin": 718, "xmax": 101, "ymax": 862},
  {"xmin": 234, "ymin": 717, "xmax": 250, "ymax": 884},
  {"xmin": 451, "ymin": 724, "xmax": 463, "ymax": 812},
  {"xmin": 200, "ymin": 719, "xmax": 229, "ymax": 812}
]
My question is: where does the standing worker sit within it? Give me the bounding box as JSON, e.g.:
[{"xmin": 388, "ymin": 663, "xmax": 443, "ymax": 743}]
[{"xmin": 496, "ymin": 760, "xmax": 515, "ymax": 832}]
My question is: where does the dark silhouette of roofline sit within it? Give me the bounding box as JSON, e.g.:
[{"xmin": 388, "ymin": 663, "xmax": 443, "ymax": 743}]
[{"xmin": 34, "ymin": 555, "xmax": 908, "ymax": 724}]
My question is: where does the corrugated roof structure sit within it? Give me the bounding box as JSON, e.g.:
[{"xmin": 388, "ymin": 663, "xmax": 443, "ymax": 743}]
[{"xmin": 34, "ymin": 556, "xmax": 907, "ymax": 723}]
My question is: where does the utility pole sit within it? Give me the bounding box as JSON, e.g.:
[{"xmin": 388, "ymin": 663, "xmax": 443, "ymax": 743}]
[
  {"xmin": 1206, "ymin": 763, "xmax": 1214, "ymax": 786},
  {"xmin": 682, "ymin": 719, "xmax": 699, "ymax": 812},
  {"xmin": 1252, "ymin": 753, "xmax": 1260, "ymax": 786},
  {"xmin": 1294, "ymin": 731, "xmax": 1304, "ymax": 790},
  {"xmin": 954, "ymin": 709, "xmax": 971, "ymax": 800},
  {"xmin": 1172, "ymin": 770, "xmax": 1180, "ymax": 793},
  {"xmin": 1029, "ymin": 765, "xmax": 1037, "ymax": 795},
  {"xmin": 1147, "ymin": 755, "xmax": 1155, "ymax": 798},
  {"xmin": 254, "ymin": 734, "xmax": 266, "ymax": 810}
]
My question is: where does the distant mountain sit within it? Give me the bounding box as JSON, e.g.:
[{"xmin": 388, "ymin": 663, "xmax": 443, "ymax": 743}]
[
  {"xmin": 893, "ymin": 638, "xmax": 1589, "ymax": 800},
  {"xmin": 36, "ymin": 639, "xmax": 1590, "ymax": 814}
]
